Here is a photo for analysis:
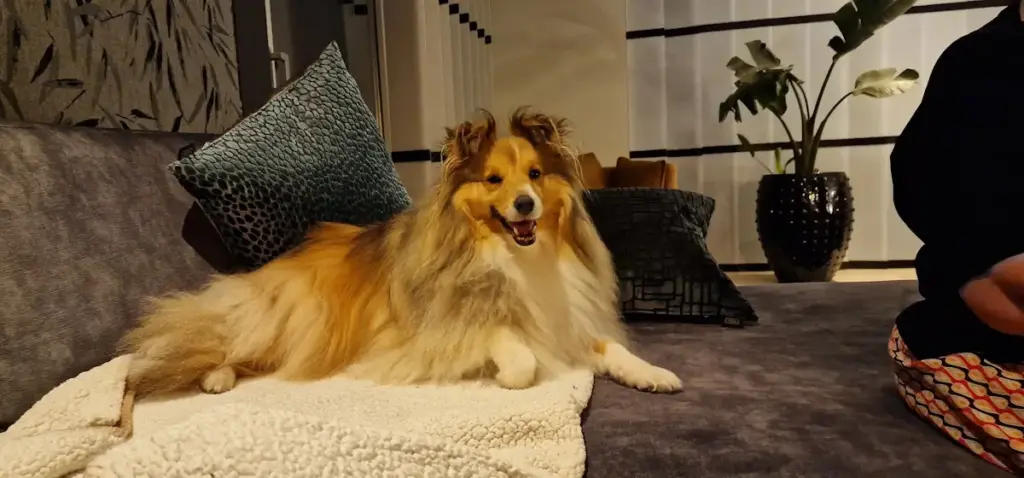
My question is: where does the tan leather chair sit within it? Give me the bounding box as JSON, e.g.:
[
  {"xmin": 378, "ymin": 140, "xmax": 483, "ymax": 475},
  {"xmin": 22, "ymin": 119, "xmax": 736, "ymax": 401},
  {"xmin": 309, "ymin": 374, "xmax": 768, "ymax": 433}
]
[{"xmin": 577, "ymin": 153, "xmax": 679, "ymax": 190}]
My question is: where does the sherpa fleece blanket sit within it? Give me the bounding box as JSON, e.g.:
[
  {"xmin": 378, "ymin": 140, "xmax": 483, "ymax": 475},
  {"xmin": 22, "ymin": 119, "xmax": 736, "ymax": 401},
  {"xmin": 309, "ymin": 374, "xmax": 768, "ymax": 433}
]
[{"xmin": 0, "ymin": 356, "xmax": 593, "ymax": 478}]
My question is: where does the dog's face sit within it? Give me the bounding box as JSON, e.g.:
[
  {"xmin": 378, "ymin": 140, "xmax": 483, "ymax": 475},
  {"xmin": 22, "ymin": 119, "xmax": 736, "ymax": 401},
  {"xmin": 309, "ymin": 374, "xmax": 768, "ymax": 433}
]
[{"xmin": 441, "ymin": 108, "xmax": 581, "ymax": 247}]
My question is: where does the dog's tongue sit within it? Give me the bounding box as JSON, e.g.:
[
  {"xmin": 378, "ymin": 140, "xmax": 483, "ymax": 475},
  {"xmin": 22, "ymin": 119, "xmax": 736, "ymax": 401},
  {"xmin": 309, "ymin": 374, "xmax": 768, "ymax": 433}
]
[{"xmin": 511, "ymin": 221, "xmax": 534, "ymax": 236}]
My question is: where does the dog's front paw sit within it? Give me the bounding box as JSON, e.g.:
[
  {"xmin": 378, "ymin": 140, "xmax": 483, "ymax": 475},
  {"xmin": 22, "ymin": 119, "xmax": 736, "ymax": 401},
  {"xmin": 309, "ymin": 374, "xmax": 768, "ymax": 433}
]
[
  {"xmin": 200, "ymin": 366, "xmax": 237, "ymax": 394},
  {"xmin": 490, "ymin": 326, "xmax": 538, "ymax": 389},
  {"xmin": 610, "ymin": 363, "xmax": 682, "ymax": 393},
  {"xmin": 597, "ymin": 342, "xmax": 682, "ymax": 394},
  {"xmin": 495, "ymin": 353, "xmax": 537, "ymax": 389}
]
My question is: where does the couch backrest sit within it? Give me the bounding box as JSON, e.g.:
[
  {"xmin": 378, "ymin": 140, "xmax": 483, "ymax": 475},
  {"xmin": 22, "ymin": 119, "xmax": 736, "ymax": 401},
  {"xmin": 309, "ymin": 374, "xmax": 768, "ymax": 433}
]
[{"xmin": 0, "ymin": 122, "xmax": 214, "ymax": 427}]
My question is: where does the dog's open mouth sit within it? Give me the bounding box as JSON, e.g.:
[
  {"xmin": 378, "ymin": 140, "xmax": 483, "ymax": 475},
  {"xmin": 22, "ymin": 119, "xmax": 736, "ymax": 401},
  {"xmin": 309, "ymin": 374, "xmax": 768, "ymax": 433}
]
[{"xmin": 492, "ymin": 207, "xmax": 537, "ymax": 246}]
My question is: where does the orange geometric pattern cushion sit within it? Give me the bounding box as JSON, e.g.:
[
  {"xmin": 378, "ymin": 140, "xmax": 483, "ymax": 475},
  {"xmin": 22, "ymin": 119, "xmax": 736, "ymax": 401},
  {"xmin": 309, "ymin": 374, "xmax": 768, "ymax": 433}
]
[{"xmin": 890, "ymin": 327, "xmax": 1024, "ymax": 473}]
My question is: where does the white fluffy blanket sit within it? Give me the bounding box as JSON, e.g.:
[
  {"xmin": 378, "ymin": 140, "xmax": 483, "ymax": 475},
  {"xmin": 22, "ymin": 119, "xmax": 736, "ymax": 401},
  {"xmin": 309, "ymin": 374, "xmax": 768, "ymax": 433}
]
[{"xmin": 0, "ymin": 356, "xmax": 593, "ymax": 478}]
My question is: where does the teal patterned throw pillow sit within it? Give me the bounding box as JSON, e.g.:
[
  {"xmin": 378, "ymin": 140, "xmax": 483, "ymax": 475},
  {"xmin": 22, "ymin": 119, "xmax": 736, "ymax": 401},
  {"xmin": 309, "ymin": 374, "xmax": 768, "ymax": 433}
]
[{"xmin": 169, "ymin": 42, "xmax": 411, "ymax": 269}]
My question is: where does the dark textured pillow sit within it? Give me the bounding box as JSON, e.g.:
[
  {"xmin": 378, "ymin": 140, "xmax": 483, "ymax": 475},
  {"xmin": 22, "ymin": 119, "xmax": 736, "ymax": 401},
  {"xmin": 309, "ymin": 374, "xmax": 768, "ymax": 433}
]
[
  {"xmin": 181, "ymin": 202, "xmax": 239, "ymax": 273},
  {"xmin": 583, "ymin": 187, "xmax": 757, "ymax": 325},
  {"xmin": 169, "ymin": 42, "xmax": 411, "ymax": 270}
]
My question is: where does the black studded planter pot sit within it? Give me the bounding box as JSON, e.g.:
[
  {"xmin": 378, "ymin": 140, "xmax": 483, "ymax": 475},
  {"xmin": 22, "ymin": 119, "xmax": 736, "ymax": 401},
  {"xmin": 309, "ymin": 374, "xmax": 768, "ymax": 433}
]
[{"xmin": 755, "ymin": 172, "xmax": 854, "ymax": 283}]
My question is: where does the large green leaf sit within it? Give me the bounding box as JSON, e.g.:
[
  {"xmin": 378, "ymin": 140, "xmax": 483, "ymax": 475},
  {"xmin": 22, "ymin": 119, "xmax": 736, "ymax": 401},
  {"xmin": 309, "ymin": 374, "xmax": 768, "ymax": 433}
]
[
  {"xmin": 737, "ymin": 133, "xmax": 756, "ymax": 157},
  {"xmin": 720, "ymin": 84, "xmax": 753, "ymax": 122},
  {"xmin": 773, "ymin": 148, "xmax": 787, "ymax": 174},
  {"xmin": 721, "ymin": 77, "xmax": 755, "ymax": 122},
  {"xmin": 726, "ymin": 56, "xmax": 757, "ymax": 81},
  {"xmin": 719, "ymin": 40, "xmax": 798, "ymax": 123},
  {"xmin": 828, "ymin": 0, "xmax": 918, "ymax": 57},
  {"xmin": 719, "ymin": 69, "xmax": 791, "ymax": 122},
  {"xmin": 753, "ymin": 70, "xmax": 791, "ymax": 114},
  {"xmin": 719, "ymin": 40, "xmax": 794, "ymax": 124},
  {"xmin": 852, "ymin": 68, "xmax": 919, "ymax": 98},
  {"xmin": 745, "ymin": 40, "xmax": 782, "ymax": 69},
  {"xmin": 738, "ymin": 90, "xmax": 758, "ymax": 116},
  {"xmin": 833, "ymin": 3, "xmax": 860, "ymax": 44}
]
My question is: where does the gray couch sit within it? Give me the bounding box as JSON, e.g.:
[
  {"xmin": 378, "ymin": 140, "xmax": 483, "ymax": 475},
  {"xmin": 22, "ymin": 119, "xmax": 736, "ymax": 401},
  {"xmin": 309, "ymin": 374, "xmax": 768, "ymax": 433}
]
[
  {"xmin": 0, "ymin": 122, "xmax": 1007, "ymax": 476},
  {"xmin": 0, "ymin": 122, "xmax": 214, "ymax": 428}
]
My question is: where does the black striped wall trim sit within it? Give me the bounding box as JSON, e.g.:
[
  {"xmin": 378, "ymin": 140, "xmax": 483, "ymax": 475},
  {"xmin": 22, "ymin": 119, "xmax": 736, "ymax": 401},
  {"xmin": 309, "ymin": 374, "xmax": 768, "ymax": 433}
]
[
  {"xmin": 630, "ymin": 135, "xmax": 899, "ymax": 159},
  {"xmin": 720, "ymin": 260, "xmax": 915, "ymax": 272},
  {"xmin": 391, "ymin": 150, "xmax": 443, "ymax": 163},
  {"xmin": 443, "ymin": 1, "xmax": 493, "ymax": 43},
  {"xmin": 626, "ymin": 0, "xmax": 1007, "ymax": 39}
]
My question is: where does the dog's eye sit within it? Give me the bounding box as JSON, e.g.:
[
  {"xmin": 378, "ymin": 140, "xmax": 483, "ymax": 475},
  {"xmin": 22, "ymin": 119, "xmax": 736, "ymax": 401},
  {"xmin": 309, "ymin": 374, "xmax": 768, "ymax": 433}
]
[
  {"xmin": 486, "ymin": 175, "xmax": 503, "ymax": 184},
  {"xmin": 528, "ymin": 169, "xmax": 541, "ymax": 179}
]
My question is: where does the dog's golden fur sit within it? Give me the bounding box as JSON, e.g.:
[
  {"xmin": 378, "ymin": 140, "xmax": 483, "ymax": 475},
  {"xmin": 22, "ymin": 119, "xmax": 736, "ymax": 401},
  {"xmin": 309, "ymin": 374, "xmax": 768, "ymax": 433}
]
[{"xmin": 123, "ymin": 108, "xmax": 682, "ymax": 396}]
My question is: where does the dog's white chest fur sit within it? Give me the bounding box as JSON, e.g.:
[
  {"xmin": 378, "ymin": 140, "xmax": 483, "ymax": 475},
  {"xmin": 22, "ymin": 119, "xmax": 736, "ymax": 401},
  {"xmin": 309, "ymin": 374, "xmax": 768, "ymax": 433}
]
[
  {"xmin": 484, "ymin": 235, "xmax": 611, "ymax": 372},
  {"xmin": 495, "ymin": 239, "xmax": 581, "ymax": 314}
]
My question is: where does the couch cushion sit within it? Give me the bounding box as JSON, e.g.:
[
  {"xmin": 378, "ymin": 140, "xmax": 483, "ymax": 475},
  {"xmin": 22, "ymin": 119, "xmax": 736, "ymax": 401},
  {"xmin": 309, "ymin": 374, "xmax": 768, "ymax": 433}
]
[
  {"xmin": 169, "ymin": 42, "xmax": 411, "ymax": 271},
  {"xmin": 581, "ymin": 281, "xmax": 1004, "ymax": 477},
  {"xmin": 0, "ymin": 122, "xmax": 213, "ymax": 427}
]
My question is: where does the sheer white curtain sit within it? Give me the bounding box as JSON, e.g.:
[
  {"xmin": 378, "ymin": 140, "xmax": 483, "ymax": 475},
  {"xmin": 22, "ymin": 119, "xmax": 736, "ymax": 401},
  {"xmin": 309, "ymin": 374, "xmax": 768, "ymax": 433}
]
[{"xmin": 626, "ymin": 0, "xmax": 1000, "ymax": 265}]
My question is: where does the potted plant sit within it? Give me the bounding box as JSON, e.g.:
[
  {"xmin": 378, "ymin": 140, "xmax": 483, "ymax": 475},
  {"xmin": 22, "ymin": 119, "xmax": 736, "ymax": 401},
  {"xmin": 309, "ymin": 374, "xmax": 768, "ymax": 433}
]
[{"xmin": 718, "ymin": 0, "xmax": 921, "ymax": 283}]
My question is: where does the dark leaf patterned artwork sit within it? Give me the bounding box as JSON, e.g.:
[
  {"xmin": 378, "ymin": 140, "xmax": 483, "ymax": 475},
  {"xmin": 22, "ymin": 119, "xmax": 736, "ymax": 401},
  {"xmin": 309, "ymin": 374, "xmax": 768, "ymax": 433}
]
[
  {"xmin": 129, "ymin": 108, "xmax": 155, "ymax": 120},
  {"xmin": 0, "ymin": 0, "xmax": 240, "ymax": 133},
  {"xmin": 43, "ymin": 78, "xmax": 85, "ymax": 88},
  {"xmin": 29, "ymin": 43, "xmax": 54, "ymax": 83},
  {"xmin": 73, "ymin": 117, "xmax": 100, "ymax": 127}
]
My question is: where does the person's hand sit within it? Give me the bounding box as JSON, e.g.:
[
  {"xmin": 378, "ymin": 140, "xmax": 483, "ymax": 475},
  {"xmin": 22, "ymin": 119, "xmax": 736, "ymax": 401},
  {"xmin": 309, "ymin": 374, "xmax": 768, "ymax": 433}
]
[{"xmin": 961, "ymin": 255, "xmax": 1024, "ymax": 335}]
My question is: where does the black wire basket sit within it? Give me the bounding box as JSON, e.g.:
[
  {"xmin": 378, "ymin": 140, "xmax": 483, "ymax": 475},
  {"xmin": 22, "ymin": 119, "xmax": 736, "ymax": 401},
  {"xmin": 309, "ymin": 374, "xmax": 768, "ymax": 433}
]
[{"xmin": 583, "ymin": 188, "xmax": 757, "ymax": 326}]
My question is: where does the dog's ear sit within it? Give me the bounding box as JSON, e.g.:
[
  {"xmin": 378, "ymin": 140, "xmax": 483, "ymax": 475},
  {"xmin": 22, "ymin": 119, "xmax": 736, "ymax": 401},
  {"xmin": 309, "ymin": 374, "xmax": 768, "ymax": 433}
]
[
  {"xmin": 441, "ymin": 110, "xmax": 497, "ymax": 169},
  {"xmin": 509, "ymin": 107, "xmax": 582, "ymax": 187},
  {"xmin": 509, "ymin": 106, "xmax": 572, "ymax": 147}
]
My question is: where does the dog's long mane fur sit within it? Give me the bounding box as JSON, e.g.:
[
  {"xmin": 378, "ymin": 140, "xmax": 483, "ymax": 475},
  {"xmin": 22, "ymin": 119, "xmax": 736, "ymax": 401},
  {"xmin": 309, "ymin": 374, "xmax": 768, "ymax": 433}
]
[{"xmin": 123, "ymin": 107, "xmax": 626, "ymax": 396}]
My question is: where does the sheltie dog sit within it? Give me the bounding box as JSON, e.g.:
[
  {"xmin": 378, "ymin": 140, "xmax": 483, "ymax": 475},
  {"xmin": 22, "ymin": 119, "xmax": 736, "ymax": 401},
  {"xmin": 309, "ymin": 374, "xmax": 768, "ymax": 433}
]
[{"xmin": 123, "ymin": 108, "xmax": 682, "ymax": 396}]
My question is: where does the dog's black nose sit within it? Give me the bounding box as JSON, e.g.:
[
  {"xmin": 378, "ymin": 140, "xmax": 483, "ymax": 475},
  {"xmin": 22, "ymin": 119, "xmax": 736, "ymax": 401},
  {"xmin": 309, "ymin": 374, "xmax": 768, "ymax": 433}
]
[{"xmin": 514, "ymin": 195, "xmax": 535, "ymax": 215}]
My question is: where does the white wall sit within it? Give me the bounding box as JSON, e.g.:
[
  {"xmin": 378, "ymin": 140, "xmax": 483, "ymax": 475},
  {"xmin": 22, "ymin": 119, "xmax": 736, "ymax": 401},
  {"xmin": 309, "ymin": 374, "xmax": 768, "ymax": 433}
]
[
  {"xmin": 379, "ymin": 0, "xmax": 495, "ymax": 204},
  {"xmin": 490, "ymin": 0, "xmax": 630, "ymax": 165},
  {"xmin": 627, "ymin": 0, "xmax": 1003, "ymax": 264}
]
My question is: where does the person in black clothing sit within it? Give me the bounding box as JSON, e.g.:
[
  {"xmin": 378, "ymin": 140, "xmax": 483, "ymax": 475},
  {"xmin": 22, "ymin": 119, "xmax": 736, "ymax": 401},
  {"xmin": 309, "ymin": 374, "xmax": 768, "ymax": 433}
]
[{"xmin": 889, "ymin": 1, "xmax": 1024, "ymax": 472}]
